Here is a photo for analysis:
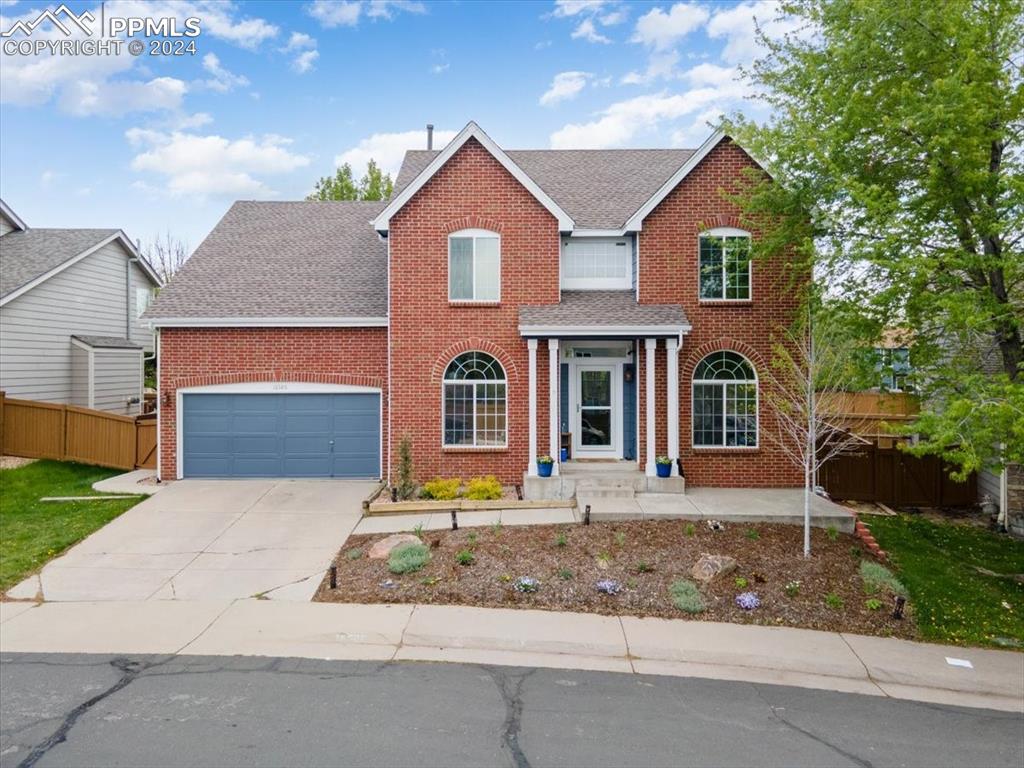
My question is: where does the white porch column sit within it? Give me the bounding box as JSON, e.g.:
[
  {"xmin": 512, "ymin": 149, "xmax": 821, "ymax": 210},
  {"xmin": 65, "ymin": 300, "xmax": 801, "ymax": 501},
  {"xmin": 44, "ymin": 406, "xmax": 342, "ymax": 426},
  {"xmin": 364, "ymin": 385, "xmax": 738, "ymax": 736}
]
[
  {"xmin": 665, "ymin": 337, "xmax": 680, "ymax": 476},
  {"xmin": 644, "ymin": 337, "xmax": 657, "ymax": 477},
  {"xmin": 527, "ymin": 338, "xmax": 538, "ymax": 476},
  {"xmin": 548, "ymin": 338, "xmax": 560, "ymax": 476}
]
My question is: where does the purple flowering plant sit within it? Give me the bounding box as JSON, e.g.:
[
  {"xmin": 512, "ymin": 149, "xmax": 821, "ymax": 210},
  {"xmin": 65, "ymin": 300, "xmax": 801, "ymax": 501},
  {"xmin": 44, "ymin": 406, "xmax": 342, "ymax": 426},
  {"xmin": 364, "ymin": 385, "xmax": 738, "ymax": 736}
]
[
  {"xmin": 735, "ymin": 592, "xmax": 760, "ymax": 610},
  {"xmin": 596, "ymin": 579, "xmax": 622, "ymax": 595}
]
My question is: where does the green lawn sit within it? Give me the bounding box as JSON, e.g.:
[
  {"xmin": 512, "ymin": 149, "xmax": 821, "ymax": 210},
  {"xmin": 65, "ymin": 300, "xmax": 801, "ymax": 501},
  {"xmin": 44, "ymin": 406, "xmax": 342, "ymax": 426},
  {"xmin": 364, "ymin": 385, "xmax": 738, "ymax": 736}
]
[
  {"xmin": 0, "ymin": 460, "xmax": 144, "ymax": 592},
  {"xmin": 868, "ymin": 514, "xmax": 1024, "ymax": 648}
]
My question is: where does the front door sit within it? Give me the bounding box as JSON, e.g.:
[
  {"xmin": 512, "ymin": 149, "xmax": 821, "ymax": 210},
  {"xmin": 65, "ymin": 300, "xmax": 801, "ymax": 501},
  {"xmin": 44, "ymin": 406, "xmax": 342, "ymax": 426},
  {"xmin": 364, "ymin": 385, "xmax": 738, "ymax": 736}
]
[{"xmin": 575, "ymin": 365, "xmax": 617, "ymax": 457}]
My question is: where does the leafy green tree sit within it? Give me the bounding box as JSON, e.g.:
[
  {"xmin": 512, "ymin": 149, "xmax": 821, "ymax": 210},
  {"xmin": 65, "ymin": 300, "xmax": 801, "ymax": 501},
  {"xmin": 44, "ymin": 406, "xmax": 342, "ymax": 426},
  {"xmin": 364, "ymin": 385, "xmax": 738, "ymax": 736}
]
[
  {"xmin": 306, "ymin": 159, "xmax": 393, "ymax": 201},
  {"xmin": 728, "ymin": 0, "xmax": 1024, "ymax": 475}
]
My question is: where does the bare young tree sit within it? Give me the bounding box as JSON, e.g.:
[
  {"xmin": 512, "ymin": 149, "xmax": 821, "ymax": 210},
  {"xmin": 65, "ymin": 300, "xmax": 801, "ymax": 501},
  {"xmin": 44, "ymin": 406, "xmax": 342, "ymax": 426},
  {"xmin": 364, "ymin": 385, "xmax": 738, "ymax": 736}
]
[
  {"xmin": 762, "ymin": 306, "xmax": 868, "ymax": 557},
  {"xmin": 140, "ymin": 231, "xmax": 190, "ymax": 283}
]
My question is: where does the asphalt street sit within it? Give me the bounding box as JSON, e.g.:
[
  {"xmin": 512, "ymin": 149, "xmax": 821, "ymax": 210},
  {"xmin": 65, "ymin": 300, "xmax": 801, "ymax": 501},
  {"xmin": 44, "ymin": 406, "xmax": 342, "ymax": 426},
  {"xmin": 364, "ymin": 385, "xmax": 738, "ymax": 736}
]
[{"xmin": 1, "ymin": 654, "xmax": 1021, "ymax": 768}]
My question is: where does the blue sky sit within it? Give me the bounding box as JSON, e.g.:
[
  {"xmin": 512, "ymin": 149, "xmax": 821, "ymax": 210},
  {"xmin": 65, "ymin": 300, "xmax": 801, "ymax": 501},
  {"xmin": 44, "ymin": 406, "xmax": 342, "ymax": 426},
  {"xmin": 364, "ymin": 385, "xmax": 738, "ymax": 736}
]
[{"xmin": 0, "ymin": 0, "xmax": 791, "ymax": 251}]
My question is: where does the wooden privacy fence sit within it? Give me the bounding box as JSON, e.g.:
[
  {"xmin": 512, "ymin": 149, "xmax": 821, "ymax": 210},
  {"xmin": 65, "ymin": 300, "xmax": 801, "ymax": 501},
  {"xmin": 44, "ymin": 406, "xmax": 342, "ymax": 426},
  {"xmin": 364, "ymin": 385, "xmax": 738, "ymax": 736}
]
[
  {"xmin": 821, "ymin": 443, "xmax": 976, "ymax": 508},
  {"xmin": 0, "ymin": 393, "xmax": 156, "ymax": 471}
]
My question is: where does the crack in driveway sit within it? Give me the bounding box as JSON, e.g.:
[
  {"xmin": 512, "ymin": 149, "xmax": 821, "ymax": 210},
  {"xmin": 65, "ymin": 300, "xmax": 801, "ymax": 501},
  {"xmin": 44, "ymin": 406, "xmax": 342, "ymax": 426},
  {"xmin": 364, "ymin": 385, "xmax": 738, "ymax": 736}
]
[{"xmin": 485, "ymin": 666, "xmax": 536, "ymax": 768}]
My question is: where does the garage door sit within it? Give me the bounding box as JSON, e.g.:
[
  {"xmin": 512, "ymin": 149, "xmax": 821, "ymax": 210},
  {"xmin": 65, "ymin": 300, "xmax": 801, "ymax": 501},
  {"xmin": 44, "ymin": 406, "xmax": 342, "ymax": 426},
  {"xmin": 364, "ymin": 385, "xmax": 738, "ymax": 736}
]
[{"xmin": 181, "ymin": 392, "xmax": 380, "ymax": 478}]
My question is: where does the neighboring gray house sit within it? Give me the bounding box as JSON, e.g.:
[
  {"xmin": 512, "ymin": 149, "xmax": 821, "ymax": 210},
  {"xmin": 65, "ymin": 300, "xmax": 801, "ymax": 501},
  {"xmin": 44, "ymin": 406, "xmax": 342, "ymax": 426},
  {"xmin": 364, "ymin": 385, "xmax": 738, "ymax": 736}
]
[{"xmin": 0, "ymin": 199, "xmax": 162, "ymax": 415}]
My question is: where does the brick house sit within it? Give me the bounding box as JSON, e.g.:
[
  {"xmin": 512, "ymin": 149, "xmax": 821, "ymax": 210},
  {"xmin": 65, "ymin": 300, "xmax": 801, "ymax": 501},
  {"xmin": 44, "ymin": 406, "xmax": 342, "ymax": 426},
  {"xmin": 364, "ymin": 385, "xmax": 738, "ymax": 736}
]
[{"xmin": 146, "ymin": 122, "xmax": 803, "ymax": 492}]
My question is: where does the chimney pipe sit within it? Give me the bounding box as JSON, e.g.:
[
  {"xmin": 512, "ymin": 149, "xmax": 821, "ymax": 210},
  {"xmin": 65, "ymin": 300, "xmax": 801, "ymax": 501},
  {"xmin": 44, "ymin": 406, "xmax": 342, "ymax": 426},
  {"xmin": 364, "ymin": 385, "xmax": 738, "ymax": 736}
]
[{"xmin": 427, "ymin": 124, "xmax": 434, "ymax": 151}]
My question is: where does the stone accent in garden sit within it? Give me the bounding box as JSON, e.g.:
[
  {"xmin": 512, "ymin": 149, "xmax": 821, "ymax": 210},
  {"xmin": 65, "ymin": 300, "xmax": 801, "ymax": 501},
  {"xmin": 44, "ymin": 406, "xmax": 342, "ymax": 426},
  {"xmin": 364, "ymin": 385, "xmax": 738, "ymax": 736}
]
[
  {"xmin": 368, "ymin": 534, "xmax": 421, "ymax": 560},
  {"xmin": 690, "ymin": 554, "xmax": 738, "ymax": 582}
]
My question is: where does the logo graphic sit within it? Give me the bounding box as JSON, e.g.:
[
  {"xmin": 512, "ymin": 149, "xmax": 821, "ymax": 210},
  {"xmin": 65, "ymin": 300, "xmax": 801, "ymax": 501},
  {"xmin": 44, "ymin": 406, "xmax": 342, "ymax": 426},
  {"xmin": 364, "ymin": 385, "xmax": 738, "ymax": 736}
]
[{"xmin": 1, "ymin": 3, "xmax": 95, "ymax": 37}]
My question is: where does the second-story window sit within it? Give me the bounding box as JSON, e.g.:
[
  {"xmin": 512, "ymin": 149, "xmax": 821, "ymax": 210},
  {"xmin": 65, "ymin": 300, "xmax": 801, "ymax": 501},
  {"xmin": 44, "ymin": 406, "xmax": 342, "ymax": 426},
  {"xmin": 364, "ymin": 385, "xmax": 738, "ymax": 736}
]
[
  {"xmin": 699, "ymin": 228, "xmax": 751, "ymax": 301},
  {"xmin": 449, "ymin": 229, "xmax": 500, "ymax": 302}
]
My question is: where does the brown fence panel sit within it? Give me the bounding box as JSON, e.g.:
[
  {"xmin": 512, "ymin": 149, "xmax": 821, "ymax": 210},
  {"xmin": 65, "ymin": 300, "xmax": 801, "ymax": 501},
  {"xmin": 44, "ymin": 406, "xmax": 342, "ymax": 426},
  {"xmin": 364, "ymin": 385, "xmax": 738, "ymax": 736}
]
[
  {"xmin": 63, "ymin": 406, "xmax": 136, "ymax": 470},
  {"xmin": 135, "ymin": 415, "xmax": 157, "ymax": 469},
  {"xmin": 0, "ymin": 396, "xmax": 66, "ymax": 460},
  {"xmin": 895, "ymin": 453, "xmax": 938, "ymax": 507},
  {"xmin": 940, "ymin": 468, "xmax": 977, "ymax": 506},
  {"xmin": 821, "ymin": 448, "xmax": 875, "ymax": 501}
]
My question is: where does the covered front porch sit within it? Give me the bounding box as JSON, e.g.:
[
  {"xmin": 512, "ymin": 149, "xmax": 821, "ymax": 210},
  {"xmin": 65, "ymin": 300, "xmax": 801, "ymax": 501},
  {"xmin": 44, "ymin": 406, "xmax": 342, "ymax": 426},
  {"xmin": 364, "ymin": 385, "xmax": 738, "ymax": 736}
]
[{"xmin": 518, "ymin": 291, "xmax": 690, "ymax": 500}]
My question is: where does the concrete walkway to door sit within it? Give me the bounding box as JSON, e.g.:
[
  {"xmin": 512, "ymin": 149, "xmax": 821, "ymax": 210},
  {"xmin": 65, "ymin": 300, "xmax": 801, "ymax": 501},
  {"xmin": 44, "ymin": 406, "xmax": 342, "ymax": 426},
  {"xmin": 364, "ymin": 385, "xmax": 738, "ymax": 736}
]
[{"xmin": 6, "ymin": 479, "xmax": 376, "ymax": 603}]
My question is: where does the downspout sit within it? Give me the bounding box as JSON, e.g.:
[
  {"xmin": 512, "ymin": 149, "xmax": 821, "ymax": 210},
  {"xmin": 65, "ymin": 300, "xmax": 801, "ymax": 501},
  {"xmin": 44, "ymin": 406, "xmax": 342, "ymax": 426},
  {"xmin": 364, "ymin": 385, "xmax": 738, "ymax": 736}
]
[{"xmin": 126, "ymin": 257, "xmax": 138, "ymax": 342}]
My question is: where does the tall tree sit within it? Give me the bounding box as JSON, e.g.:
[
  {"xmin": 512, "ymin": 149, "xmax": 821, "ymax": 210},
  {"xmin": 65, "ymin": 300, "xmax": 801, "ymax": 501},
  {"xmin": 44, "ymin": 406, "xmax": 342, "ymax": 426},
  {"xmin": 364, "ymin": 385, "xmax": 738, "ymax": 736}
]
[
  {"xmin": 728, "ymin": 0, "xmax": 1024, "ymax": 475},
  {"xmin": 306, "ymin": 159, "xmax": 393, "ymax": 201},
  {"xmin": 141, "ymin": 231, "xmax": 190, "ymax": 283}
]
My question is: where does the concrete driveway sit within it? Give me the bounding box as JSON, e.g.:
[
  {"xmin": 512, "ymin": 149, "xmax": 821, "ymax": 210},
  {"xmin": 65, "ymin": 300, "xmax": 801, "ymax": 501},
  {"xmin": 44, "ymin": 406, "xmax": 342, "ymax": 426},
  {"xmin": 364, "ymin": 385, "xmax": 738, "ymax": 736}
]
[{"xmin": 6, "ymin": 479, "xmax": 375, "ymax": 603}]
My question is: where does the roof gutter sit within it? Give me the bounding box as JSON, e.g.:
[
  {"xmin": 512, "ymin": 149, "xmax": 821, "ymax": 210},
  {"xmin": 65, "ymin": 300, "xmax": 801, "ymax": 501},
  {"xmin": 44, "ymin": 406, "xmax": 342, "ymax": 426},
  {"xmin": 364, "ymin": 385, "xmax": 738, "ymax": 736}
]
[{"xmin": 145, "ymin": 316, "xmax": 390, "ymax": 329}]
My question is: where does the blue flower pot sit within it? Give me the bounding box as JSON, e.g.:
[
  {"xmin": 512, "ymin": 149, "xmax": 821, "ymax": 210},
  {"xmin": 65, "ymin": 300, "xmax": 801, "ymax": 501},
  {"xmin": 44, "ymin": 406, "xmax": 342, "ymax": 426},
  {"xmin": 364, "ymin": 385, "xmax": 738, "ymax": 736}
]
[
  {"xmin": 560, "ymin": 448, "xmax": 568, "ymax": 463},
  {"xmin": 538, "ymin": 462, "xmax": 553, "ymax": 478},
  {"xmin": 656, "ymin": 462, "xmax": 672, "ymax": 478}
]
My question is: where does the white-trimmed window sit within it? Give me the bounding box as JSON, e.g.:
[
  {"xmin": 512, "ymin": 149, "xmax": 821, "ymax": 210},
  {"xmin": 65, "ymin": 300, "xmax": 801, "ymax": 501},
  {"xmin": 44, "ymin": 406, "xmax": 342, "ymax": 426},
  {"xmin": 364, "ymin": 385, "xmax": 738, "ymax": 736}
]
[
  {"xmin": 699, "ymin": 227, "xmax": 751, "ymax": 300},
  {"xmin": 692, "ymin": 351, "xmax": 758, "ymax": 447},
  {"xmin": 135, "ymin": 287, "xmax": 154, "ymax": 318},
  {"xmin": 449, "ymin": 229, "xmax": 500, "ymax": 302},
  {"xmin": 561, "ymin": 237, "xmax": 632, "ymax": 290},
  {"xmin": 443, "ymin": 352, "xmax": 507, "ymax": 447}
]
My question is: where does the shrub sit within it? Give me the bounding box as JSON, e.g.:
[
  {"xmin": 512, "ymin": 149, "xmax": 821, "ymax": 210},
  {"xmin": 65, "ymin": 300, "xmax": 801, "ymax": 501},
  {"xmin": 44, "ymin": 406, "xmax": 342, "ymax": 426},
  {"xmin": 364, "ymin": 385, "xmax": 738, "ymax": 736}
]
[
  {"xmin": 554, "ymin": 533, "xmax": 568, "ymax": 547},
  {"xmin": 421, "ymin": 477, "xmax": 461, "ymax": 500},
  {"xmin": 513, "ymin": 576, "xmax": 540, "ymax": 593},
  {"xmin": 669, "ymin": 579, "xmax": 705, "ymax": 613},
  {"xmin": 684, "ymin": 523, "xmax": 696, "ymax": 536},
  {"xmin": 825, "ymin": 592, "xmax": 845, "ymax": 610},
  {"xmin": 388, "ymin": 543, "xmax": 431, "ymax": 574},
  {"xmin": 557, "ymin": 568, "xmax": 573, "ymax": 580},
  {"xmin": 865, "ymin": 598, "xmax": 883, "ymax": 611},
  {"xmin": 784, "ymin": 580, "xmax": 801, "ymax": 597},
  {"xmin": 744, "ymin": 528, "xmax": 760, "ymax": 541},
  {"xmin": 394, "ymin": 435, "xmax": 417, "ymax": 500},
  {"xmin": 860, "ymin": 560, "xmax": 908, "ymax": 597},
  {"xmin": 735, "ymin": 592, "xmax": 761, "ymax": 610},
  {"xmin": 735, "ymin": 576, "xmax": 749, "ymax": 589},
  {"xmin": 455, "ymin": 549, "xmax": 475, "ymax": 566},
  {"xmin": 826, "ymin": 525, "xmax": 840, "ymax": 541},
  {"xmin": 344, "ymin": 547, "xmax": 363, "ymax": 561},
  {"xmin": 465, "ymin": 475, "xmax": 503, "ymax": 500},
  {"xmin": 850, "ymin": 545, "xmax": 863, "ymax": 559}
]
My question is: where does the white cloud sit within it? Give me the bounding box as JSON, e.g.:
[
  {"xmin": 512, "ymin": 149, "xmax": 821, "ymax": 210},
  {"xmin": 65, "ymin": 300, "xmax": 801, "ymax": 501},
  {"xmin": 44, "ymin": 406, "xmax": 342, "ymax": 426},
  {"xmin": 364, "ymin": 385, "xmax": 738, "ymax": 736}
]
[
  {"xmin": 283, "ymin": 31, "xmax": 316, "ymax": 50},
  {"xmin": 126, "ymin": 129, "xmax": 310, "ymax": 197},
  {"xmin": 599, "ymin": 9, "xmax": 627, "ymax": 25},
  {"xmin": 552, "ymin": 0, "xmax": 609, "ymax": 17},
  {"xmin": 61, "ymin": 76, "xmax": 188, "ymax": 116},
  {"xmin": 39, "ymin": 169, "xmax": 60, "ymax": 188},
  {"xmin": 173, "ymin": 112, "xmax": 214, "ymax": 130},
  {"xmin": 280, "ymin": 32, "xmax": 319, "ymax": 73},
  {"xmin": 107, "ymin": 1, "xmax": 278, "ymax": 49},
  {"xmin": 307, "ymin": 0, "xmax": 424, "ymax": 28},
  {"xmin": 334, "ymin": 128, "xmax": 457, "ymax": 178},
  {"xmin": 621, "ymin": 50, "xmax": 680, "ymax": 84},
  {"xmin": 431, "ymin": 62, "xmax": 449, "ymax": 74},
  {"xmin": 631, "ymin": 3, "xmax": 709, "ymax": 50},
  {"xmin": 201, "ymin": 53, "xmax": 249, "ymax": 92},
  {"xmin": 706, "ymin": 0, "xmax": 804, "ymax": 65},
  {"xmin": 572, "ymin": 18, "xmax": 610, "ymax": 43},
  {"xmin": 540, "ymin": 71, "xmax": 591, "ymax": 106},
  {"xmin": 292, "ymin": 49, "xmax": 319, "ymax": 73}
]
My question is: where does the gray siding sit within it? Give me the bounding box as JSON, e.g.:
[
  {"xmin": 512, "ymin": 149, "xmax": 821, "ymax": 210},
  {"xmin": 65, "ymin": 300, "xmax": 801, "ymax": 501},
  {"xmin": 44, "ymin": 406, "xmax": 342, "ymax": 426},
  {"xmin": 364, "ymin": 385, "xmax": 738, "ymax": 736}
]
[
  {"xmin": 0, "ymin": 239, "xmax": 155, "ymax": 408},
  {"xmin": 979, "ymin": 468, "xmax": 1003, "ymax": 508},
  {"xmin": 93, "ymin": 348, "xmax": 142, "ymax": 415},
  {"xmin": 0, "ymin": 214, "xmax": 15, "ymax": 238},
  {"xmin": 70, "ymin": 343, "xmax": 90, "ymax": 407}
]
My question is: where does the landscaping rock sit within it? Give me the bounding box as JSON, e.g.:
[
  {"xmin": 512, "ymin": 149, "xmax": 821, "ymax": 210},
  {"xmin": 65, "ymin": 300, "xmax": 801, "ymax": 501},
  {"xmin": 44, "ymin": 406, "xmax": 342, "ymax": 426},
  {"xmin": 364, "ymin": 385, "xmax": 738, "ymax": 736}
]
[
  {"xmin": 368, "ymin": 533, "xmax": 421, "ymax": 560},
  {"xmin": 690, "ymin": 553, "xmax": 738, "ymax": 582}
]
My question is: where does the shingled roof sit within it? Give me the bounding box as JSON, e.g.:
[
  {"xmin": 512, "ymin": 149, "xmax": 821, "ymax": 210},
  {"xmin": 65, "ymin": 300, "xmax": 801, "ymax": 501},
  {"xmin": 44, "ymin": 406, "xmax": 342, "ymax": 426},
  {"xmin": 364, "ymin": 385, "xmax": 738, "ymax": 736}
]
[
  {"xmin": 519, "ymin": 291, "xmax": 689, "ymax": 333},
  {"xmin": 0, "ymin": 228, "xmax": 120, "ymax": 299},
  {"xmin": 145, "ymin": 200, "xmax": 388, "ymax": 321},
  {"xmin": 394, "ymin": 148, "xmax": 695, "ymax": 229}
]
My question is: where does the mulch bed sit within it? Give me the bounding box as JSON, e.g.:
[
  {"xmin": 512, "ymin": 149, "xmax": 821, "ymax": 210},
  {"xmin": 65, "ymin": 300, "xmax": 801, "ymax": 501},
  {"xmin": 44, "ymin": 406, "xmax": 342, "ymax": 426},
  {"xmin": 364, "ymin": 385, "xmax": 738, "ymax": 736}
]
[{"xmin": 315, "ymin": 520, "xmax": 917, "ymax": 639}]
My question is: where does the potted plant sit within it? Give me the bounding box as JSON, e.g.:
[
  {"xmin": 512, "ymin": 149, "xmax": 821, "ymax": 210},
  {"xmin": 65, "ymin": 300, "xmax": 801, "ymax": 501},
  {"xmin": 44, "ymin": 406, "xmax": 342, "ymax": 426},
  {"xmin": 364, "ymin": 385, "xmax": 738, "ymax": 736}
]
[
  {"xmin": 537, "ymin": 455, "xmax": 554, "ymax": 478},
  {"xmin": 655, "ymin": 455, "xmax": 672, "ymax": 478}
]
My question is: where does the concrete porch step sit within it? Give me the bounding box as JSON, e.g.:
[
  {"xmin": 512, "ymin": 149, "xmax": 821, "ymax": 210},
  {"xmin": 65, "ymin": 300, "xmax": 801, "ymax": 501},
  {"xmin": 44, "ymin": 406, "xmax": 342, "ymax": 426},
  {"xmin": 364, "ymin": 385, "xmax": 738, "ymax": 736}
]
[{"xmin": 574, "ymin": 485, "xmax": 636, "ymax": 499}]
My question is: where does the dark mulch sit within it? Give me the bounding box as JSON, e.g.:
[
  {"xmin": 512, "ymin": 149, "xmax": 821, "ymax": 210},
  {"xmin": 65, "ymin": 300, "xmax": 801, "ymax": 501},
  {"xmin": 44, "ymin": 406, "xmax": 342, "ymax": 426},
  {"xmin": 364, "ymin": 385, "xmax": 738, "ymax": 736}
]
[{"xmin": 315, "ymin": 520, "xmax": 917, "ymax": 639}]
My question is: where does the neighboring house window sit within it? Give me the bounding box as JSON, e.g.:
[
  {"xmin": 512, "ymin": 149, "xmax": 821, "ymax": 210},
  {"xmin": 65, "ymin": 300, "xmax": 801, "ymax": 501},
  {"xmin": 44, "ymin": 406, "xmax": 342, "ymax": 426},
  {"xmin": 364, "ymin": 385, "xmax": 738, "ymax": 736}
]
[
  {"xmin": 561, "ymin": 237, "xmax": 632, "ymax": 290},
  {"xmin": 877, "ymin": 347, "xmax": 912, "ymax": 391},
  {"xmin": 135, "ymin": 287, "xmax": 153, "ymax": 318},
  {"xmin": 692, "ymin": 351, "xmax": 758, "ymax": 447},
  {"xmin": 443, "ymin": 351, "xmax": 507, "ymax": 447},
  {"xmin": 449, "ymin": 229, "xmax": 500, "ymax": 302},
  {"xmin": 699, "ymin": 228, "xmax": 751, "ymax": 300}
]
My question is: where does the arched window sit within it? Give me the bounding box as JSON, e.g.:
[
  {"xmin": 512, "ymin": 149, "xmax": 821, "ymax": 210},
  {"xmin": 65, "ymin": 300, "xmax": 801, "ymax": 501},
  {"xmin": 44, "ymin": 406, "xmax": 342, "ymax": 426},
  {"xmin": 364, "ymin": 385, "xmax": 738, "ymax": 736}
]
[
  {"xmin": 443, "ymin": 352, "xmax": 507, "ymax": 447},
  {"xmin": 699, "ymin": 227, "xmax": 751, "ymax": 300},
  {"xmin": 692, "ymin": 351, "xmax": 758, "ymax": 447}
]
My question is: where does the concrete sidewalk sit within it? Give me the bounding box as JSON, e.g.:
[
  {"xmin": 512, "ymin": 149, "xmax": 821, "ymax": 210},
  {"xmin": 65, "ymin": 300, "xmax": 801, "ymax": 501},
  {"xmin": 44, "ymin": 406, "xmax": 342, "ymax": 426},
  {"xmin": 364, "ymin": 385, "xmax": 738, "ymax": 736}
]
[{"xmin": 2, "ymin": 600, "xmax": 1020, "ymax": 713}]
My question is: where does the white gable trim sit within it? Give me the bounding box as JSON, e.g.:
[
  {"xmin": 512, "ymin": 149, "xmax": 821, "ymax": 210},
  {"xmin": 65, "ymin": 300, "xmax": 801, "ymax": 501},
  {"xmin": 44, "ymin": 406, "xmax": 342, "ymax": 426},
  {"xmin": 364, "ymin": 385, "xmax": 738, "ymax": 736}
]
[
  {"xmin": 0, "ymin": 199, "xmax": 27, "ymax": 231},
  {"xmin": 623, "ymin": 130, "xmax": 731, "ymax": 232},
  {"xmin": 373, "ymin": 121, "xmax": 575, "ymax": 233}
]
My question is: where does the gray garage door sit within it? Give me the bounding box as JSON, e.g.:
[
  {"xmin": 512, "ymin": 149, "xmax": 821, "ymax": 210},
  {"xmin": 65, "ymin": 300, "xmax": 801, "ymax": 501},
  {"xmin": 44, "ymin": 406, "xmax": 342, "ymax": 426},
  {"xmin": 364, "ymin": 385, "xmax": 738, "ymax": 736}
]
[{"xmin": 182, "ymin": 392, "xmax": 380, "ymax": 478}]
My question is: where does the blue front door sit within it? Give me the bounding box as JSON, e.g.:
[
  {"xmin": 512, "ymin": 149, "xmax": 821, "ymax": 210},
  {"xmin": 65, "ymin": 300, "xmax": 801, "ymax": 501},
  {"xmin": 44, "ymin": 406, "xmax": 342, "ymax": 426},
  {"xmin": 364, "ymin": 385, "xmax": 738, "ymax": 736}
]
[{"xmin": 182, "ymin": 392, "xmax": 380, "ymax": 478}]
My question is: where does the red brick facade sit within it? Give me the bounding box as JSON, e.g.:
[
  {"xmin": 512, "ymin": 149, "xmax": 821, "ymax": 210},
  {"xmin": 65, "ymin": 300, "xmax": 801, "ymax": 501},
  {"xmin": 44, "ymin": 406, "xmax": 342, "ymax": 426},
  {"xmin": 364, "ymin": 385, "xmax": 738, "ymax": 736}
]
[
  {"xmin": 157, "ymin": 327, "xmax": 387, "ymax": 479},
  {"xmin": 157, "ymin": 136, "xmax": 801, "ymax": 487}
]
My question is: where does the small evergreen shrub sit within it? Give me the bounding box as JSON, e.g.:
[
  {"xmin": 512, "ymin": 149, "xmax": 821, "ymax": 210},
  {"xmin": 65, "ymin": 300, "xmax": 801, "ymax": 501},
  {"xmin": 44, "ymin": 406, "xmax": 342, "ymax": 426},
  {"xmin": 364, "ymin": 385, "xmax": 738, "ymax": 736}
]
[
  {"xmin": 394, "ymin": 435, "xmax": 417, "ymax": 500},
  {"xmin": 635, "ymin": 561, "xmax": 654, "ymax": 574},
  {"xmin": 554, "ymin": 533, "xmax": 568, "ymax": 547},
  {"xmin": 744, "ymin": 528, "xmax": 760, "ymax": 541},
  {"xmin": 825, "ymin": 592, "xmax": 844, "ymax": 610},
  {"xmin": 860, "ymin": 561, "xmax": 907, "ymax": 596},
  {"xmin": 344, "ymin": 547, "xmax": 363, "ymax": 560},
  {"xmin": 421, "ymin": 477, "xmax": 462, "ymax": 500},
  {"xmin": 684, "ymin": 523, "xmax": 696, "ymax": 536},
  {"xmin": 455, "ymin": 549, "xmax": 475, "ymax": 566},
  {"xmin": 865, "ymin": 598, "xmax": 883, "ymax": 611},
  {"xmin": 614, "ymin": 531, "xmax": 627, "ymax": 546},
  {"xmin": 464, "ymin": 475, "xmax": 503, "ymax": 500},
  {"xmin": 669, "ymin": 579, "xmax": 705, "ymax": 613},
  {"xmin": 784, "ymin": 580, "xmax": 801, "ymax": 597},
  {"xmin": 388, "ymin": 543, "xmax": 431, "ymax": 574},
  {"xmin": 735, "ymin": 576, "xmax": 749, "ymax": 589},
  {"xmin": 826, "ymin": 526, "xmax": 839, "ymax": 541}
]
